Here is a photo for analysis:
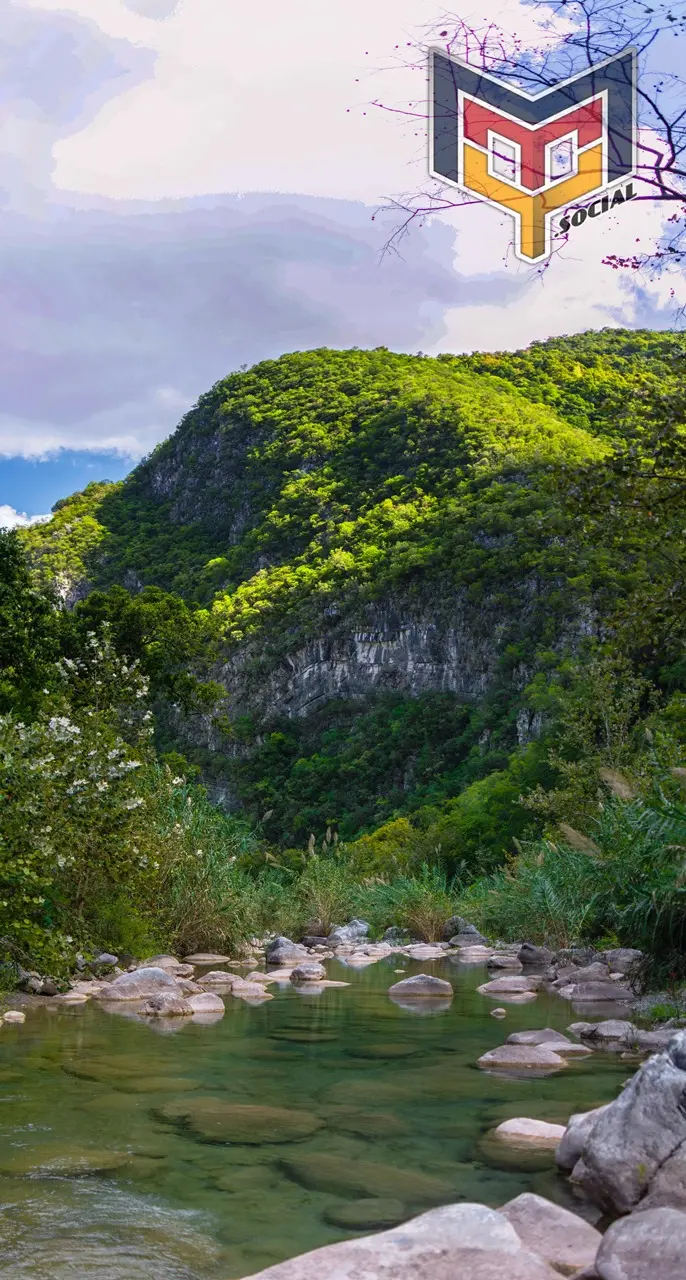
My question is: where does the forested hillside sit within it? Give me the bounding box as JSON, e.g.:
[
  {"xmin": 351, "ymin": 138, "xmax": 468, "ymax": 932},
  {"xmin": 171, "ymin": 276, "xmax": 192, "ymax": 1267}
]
[{"xmin": 6, "ymin": 327, "xmax": 686, "ymax": 983}]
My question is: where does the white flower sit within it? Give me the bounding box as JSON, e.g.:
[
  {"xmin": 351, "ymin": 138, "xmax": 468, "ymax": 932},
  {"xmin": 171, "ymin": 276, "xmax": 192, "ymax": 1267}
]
[
  {"xmin": 96, "ymin": 781, "xmax": 108, "ymax": 791},
  {"xmin": 171, "ymin": 777, "xmax": 183, "ymax": 786},
  {"xmin": 195, "ymin": 849, "xmax": 203, "ymax": 858}
]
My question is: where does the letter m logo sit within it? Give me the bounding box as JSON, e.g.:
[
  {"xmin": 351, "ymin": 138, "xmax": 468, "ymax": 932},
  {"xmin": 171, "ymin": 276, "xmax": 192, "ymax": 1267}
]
[{"xmin": 430, "ymin": 49, "xmax": 636, "ymax": 263}]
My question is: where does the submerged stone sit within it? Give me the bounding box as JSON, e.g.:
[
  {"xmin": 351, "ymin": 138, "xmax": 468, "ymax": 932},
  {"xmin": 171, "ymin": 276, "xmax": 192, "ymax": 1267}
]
[
  {"xmin": 157, "ymin": 1097, "xmax": 324, "ymax": 1144},
  {"xmin": 280, "ymin": 1152, "xmax": 453, "ymax": 1202},
  {"xmin": 323, "ymin": 1198, "xmax": 407, "ymax": 1230}
]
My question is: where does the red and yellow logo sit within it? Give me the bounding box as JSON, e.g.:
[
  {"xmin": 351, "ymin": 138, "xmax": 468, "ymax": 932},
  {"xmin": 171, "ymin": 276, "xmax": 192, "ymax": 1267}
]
[{"xmin": 431, "ymin": 49, "xmax": 637, "ymax": 263}]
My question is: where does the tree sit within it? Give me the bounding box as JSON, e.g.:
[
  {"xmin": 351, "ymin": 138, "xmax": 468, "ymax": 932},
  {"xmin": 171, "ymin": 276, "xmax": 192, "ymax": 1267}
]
[
  {"xmin": 375, "ymin": 1, "xmax": 686, "ymax": 275},
  {"xmin": 0, "ymin": 529, "xmax": 62, "ymax": 717}
]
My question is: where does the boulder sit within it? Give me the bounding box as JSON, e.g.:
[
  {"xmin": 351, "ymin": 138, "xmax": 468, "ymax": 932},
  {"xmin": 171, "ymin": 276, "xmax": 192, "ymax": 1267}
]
[
  {"xmin": 158, "ymin": 1098, "xmax": 322, "ymax": 1144},
  {"xmin": 487, "ymin": 954, "xmax": 524, "ymax": 970},
  {"xmin": 477, "ymin": 976, "xmax": 540, "ymax": 995},
  {"xmin": 236, "ymin": 1202, "xmax": 562, "ymax": 1280},
  {"xmin": 93, "ymin": 967, "xmax": 182, "ymax": 1002},
  {"xmin": 555, "ymin": 1106, "xmax": 611, "ymax": 1173},
  {"xmin": 442, "ymin": 914, "xmax": 470, "ymax": 940},
  {"xmin": 327, "ymin": 919, "xmax": 370, "ymax": 948},
  {"xmin": 265, "ymin": 936, "xmax": 309, "ymax": 965},
  {"xmin": 518, "ymin": 943, "xmax": 554, "ymax": 966},
  {"xmin": 182, "ymin": 953, "xmax": 232, "ymax": 964},
  {"xmin": 281, "ymin": 1152, "xmax": 453, "ymax": 1203},
  {"xmin": 2, "ymin": 1010, "xmax": 26, "ymax": 1024},
  {"xmin": 186, "ymin": 993, "xmax": 225, "ymax": 1015},
  {"xmin": 290, "ymin": 962, "xmax": 326, "ymax": 983},
  {"xmin": 570, "ymin": 1032, "xmax": 686, "ymax": 1213},
  {"xmin": 501, "ymin": 1192, "xmax": 602, "ymax": 1277},
  {"xmin": 382, "ymin": 926, "xmax": 412, "ymax": 945},
  {"xmin": 595, "ymin": 1206, "xmax": 686, "ymax": 1280},
  {"xmin": 507, "ymin": 1029, "xmax": 571, "ymax": 1046},
  {"xmin": 388, "ymin": 974, "xmax": 453, "ymax": 1000},
  {"xmin": 559, "ymin": 981, "xmax": 633, "ymax": 1003},
  {"xmin": 449, "ymin": 926, "xmax": 489, "ymax": 947},
  {"xmin": 477, "ymin": 1044, "xmax": 567, "ymax": 1073},
  {"xmin": 404, "ymin": 944, "xmax": 447, "ymax": 960},
  {"xmin": 553, "ymin": 962, "xmax": 609, "ymax": 986},
  {"xmin": 579, "ymin": 1019, "xmax": 636, "ymax": 1044},
  {"xmin": 603, "ymin": 947, "xmax": 642, "ymax": 976},
  {"xmin": 139, "ymin": 994, "xmax": 193, "ymax": 1017},
  {"xmin": 493, "ymin": 1119, "xmax": 566, "ymax": 1149},
  {"xmin": 323, "ymin": 1199, "xmax": 406, "ymax": 1230}
]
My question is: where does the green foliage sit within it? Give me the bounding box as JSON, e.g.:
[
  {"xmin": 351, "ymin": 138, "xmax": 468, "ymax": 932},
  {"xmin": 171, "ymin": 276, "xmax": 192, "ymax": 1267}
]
[
  {"xmin": 359, "ymin": 865, "xmax": 460, "ymax": 941},
  {"xmin": 0, "ymin": 530, "xmax": 63, "ymax": 717}
]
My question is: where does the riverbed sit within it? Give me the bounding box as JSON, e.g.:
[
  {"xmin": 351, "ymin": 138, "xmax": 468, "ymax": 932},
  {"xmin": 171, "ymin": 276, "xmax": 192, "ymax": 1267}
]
[{"xmin": 0, "ymin": 956, "xmax": 630, "ymax": 1279}]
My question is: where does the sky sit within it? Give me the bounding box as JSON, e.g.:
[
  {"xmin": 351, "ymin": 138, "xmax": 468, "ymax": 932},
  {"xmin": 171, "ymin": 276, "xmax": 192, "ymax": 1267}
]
[{"xmin": 0, "ymin": 0, "xmax": 683, "ymax": 523}]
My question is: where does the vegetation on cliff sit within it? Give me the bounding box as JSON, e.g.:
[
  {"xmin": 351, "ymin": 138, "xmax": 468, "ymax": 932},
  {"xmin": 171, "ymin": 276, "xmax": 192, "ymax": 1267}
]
[{"xmin": 5, "ymin": 328, "xmax": 686, "ymax": 981}]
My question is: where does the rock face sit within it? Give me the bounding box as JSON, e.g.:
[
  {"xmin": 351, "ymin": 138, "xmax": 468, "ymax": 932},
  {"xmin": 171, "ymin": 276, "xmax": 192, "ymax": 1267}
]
[
  {"xmin": 566, "ymin": 1032, "xmax": 686, "ymax": 1213},
  {"xmin": 237, "ymin": 1202, "xmax": 562, "ymax": 1280},
  {"xmin": 388, "ymin": 974, "xmax": 453, "ymax": 1000},
  {"xmin": 555, "ymin": 1106, "xmax": 611, "ymax": 1174},
  {"xmin": 93, "ymin": 967, "xmax": 182, "ymax": 1002},
  {"xmin": 501, "ymin": 1193, "xmax": 601, "ymax": 1277},
  {"xmin": 595, "ymin": 1207, "xmax": 686, "ymax": 1280}
]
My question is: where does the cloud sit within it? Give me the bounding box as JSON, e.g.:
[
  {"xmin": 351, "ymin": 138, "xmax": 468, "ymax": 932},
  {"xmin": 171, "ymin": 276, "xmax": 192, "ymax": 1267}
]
[{"xmin": 0, "ymin": 503, "xmax": 50, "ymax": 528}]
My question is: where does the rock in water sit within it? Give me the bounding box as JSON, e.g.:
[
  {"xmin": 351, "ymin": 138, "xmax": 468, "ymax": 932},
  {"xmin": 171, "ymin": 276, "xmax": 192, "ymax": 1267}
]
[
  {"xmin": 388, "ymin": 974, "xmax": 453, "ymax": 1000},
  {"xmin": 501, "ymin": 1192, "xmax": 602, "ymax": 1276},
  {"xmin": 327, "ymin": 919, "xmax": 370, "ymax": 947},
  {"xmin": 139, "ymin": 994, "xmax": 193, "ymax": 1017},
  {"xmin": 477, "ymin": 1044, "xmax": 566, "ymax": 1074},
  {"xmin": 290, "ymin": 962, "xmax": 326, "ymax": 983},
  {"xmin": 157, "ymin": 1098, "xmax": 323, "ymax": 1144},
  {"xmin": 518, "ymin": 943, "xmax": 553, "ymax": 966},
  {"xmin": 477, "ymin": 976, "xmax": 540, "ymax": 995},
  {"xmin": 506, "ymin": 1029, "xmax": 571, "ymax": 1046},
  {"xmin": 265, "ymin": 936, "xmax": 308, "ymax": 965},
  {"xmin": 93, "ymin": 967, "xmax": 183, "ymax": 1001},
  {"xmin": 279, "ymin": 1152, "xmax": 454, "ymax": 1202},
  {"xmin": 323, "ymin": 1199, "xmax": 407, "ymax": 1230},
  {"xmin": 235, "ymin": 1202, "xmax": 562, "ymax": 1279},
  {"xmin": 570, "ymin": 1031, "xmax": 686, "ymax": 1213},
  {"xmin": 595, "ymin": 1206, "xmax": 686, "ymax": 1280},
  {"xmin": 493, "ymin": 1119, "xmax": 566, "ymax": 1150},
  {"xmin": 555, "ymin": 1106, "xmax": 611, "ymax": 1173},
  {"xmin": 186, "ymin": 993, "xmax": 225, "ymax": 1015}
]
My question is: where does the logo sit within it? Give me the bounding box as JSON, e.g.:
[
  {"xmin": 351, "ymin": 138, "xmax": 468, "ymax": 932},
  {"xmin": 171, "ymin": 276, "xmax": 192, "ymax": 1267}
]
[{"xmin": 430, "ymin": 48, "xmax": 637, "ymax": 263}]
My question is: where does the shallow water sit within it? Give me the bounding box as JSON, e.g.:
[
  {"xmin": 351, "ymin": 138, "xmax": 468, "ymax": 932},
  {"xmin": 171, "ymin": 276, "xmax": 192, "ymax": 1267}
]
[{"xmin": 0, "ymin": 956, "xmax": 631, "ymax": 1278}]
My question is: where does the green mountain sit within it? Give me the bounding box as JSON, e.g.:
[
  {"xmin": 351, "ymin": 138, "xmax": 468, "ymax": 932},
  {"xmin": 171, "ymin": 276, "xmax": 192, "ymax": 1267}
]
[{"xmin": 21, "ymin": 329, "xmax": 686, "ymax": 854}]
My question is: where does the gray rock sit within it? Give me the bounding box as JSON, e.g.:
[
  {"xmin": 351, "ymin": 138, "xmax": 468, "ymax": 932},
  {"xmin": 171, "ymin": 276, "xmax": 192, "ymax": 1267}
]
[
  {"xmin": 327, "ymin": 919, "xmax": 370, "ymax": 947},
  {"xmin": 382, "ymin": 927, "xmax": 412, "ymax": 945},
  {"xmin": 39, "ymin": 978, "xmax": 60, "ymax": 996},
  {"xmin": 265, "ymin": 936, "xmax": 309, "ymax": 965},
  {"xmin": 487, "ymin": 954, "xmax": 523, "ymax": 970},
  {"xmin": 300, "ymin": 936, "xmax": 328, "ymax": 948},
  {"xmin": 388, "ymin": 974, "xmax": 453, "ymax": 999},
  {"xmin": 442, "ymin": 915, "xmax": 469, "ymax": 940},
  {"xmin": 579, "ymin": 1019, "xmax": 636, "ymax": 1044},
  {"xmin": 186, "ymin": 993, "xmax": 225, "ymax": 1015},
  {"xmin": 571, "ymin": 1032, "xmax": 686, "ymax": 1212},
  {"xmin": 236, "ymin": 1202, "xmax": 562, "ymax": 1279},
  {"xmin": 139, "ymin": 994, "xmax": 193, "ymax": 1017},
  {"xmin": 518, "ymin": 943, "xmax": 554, "ymax": 966},
  {"xmin": 290, "ymin": 962, "xmax": 326, "ymax": 984},
  {"xmin": 93, "ymin": 967, "xmax": 182, "ymax": 1002},
  {"xmin": 559, "ymin": 962, "xmax": 609, "ymax": 984},
  {"xmin": 477, "ymin": 1044, "xmax": 567, "ymax": 1073},
  {"xmin": 595, "ymin": 1207, "xmax": 686, "ymax": 1280},
  {"xmin": 501, "ymin": 1192, "xmax": 602, "ymax": 1276},
  {"xmin": 477, "ymin": 975, "xmax": 540, "ymax": 995},
  {"xmin": 450, "ymin": 926, "xmax": 489, "ymax": 947},
  {"xmin": 507, "ymin": 1029, "xmax": 572, "ymax": 1046},
  {"xmin": 603, "ymin": 947, "xmax": 642, "ymax": 975},
  {"xmin": 555, "ymin": 1106, "xmax": 611, "ymax": 1172},
  {"xmin": 560, "ymin": 981, "xmax": 633, "ymax": 1003}
]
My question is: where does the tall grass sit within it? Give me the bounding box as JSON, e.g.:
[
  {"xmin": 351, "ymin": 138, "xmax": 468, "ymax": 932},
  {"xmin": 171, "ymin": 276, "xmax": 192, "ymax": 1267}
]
[{"xmin": 458, "ymin": 786, "xmax": 686, "ymax": 985}]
